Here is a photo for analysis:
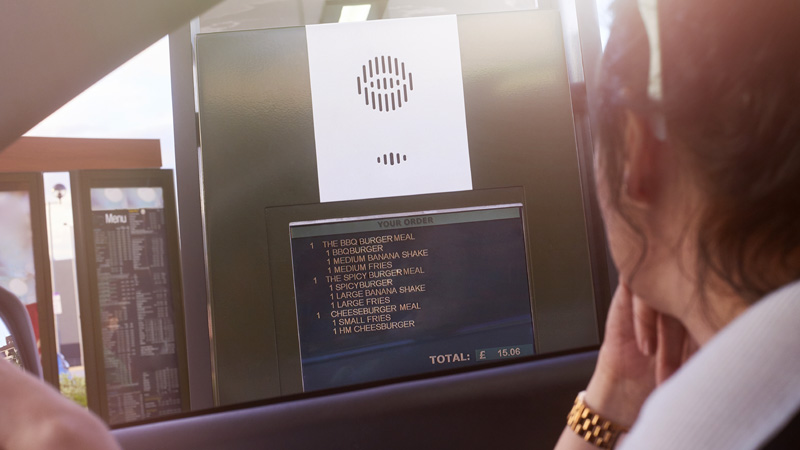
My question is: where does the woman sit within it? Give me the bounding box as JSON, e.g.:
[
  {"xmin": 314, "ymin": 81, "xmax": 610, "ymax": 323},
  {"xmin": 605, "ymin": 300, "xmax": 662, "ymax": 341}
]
[{"xmin": 555, "ymin": 0, "xmax": 800, "ymax": 448}]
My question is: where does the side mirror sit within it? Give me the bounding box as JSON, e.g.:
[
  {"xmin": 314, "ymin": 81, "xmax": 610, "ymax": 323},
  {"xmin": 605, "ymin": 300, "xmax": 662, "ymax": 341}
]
[{"xmin": 0, "ymin": 286, "xmax": 42, "ymax": 378}]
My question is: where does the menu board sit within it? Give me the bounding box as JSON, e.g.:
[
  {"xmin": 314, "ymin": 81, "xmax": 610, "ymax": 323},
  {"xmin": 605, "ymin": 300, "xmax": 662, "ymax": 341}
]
[
  {"xmin": 290, "ymin": 204, "xmax": 535, "ymax": 391},
  {"xmin": 89, "ymin": 187, "xmax": 183, "ymax": 425}
]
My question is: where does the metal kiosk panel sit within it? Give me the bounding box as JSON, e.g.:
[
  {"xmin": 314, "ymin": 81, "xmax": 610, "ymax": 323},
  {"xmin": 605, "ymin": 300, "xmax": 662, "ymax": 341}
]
[{"xmin": 198, "ymin": 9, "xmax": 602, "ymax": 403}]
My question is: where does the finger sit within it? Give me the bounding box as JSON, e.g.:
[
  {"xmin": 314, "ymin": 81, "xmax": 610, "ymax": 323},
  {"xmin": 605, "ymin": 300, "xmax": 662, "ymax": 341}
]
[
  {"xmin": 681, "ymin": 332, "xmax": 699, "ymax": 364},
  {"xmin": 610, "ymin": 279, "xmax": 633, "ymax": 315},
  {"xmin": 655, "ymin": 313, "xmax": 687, "ymax": 385},
  {"xmin": 632, "ymin": 295, "xmax": 657, "ymax": 356},
  {"xmin": 605, "ymin": 279, "xmax": 635, "ymax": 338}
]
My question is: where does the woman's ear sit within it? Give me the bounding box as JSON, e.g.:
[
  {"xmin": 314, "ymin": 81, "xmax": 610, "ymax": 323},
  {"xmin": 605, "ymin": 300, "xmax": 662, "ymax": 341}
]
[{"xmin": 621, "ymin": 110, "xmax": 662, "ymax": 207}]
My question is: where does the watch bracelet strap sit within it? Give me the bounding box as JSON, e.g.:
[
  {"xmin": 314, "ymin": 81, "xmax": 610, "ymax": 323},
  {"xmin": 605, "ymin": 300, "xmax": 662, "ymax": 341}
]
[{"xmin": 566, "ymin": 391, "xmax": 629, "ymax": 449}]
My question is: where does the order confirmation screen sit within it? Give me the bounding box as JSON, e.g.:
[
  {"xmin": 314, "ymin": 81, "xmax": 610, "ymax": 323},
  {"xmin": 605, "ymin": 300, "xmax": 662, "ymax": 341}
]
[{"xmin": 289, "ymin": 204, "xmax": 535, "ymax": 391}]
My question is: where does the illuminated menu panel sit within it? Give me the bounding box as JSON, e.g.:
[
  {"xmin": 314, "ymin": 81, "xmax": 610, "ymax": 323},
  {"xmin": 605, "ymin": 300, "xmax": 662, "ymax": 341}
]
[
  {"xmin": 90, "ymin": 187, "xmax": 182, "ymax": 425},
  {"xmin": 290, "ymin": 204, "xmax": 534, "ymax": 391}
]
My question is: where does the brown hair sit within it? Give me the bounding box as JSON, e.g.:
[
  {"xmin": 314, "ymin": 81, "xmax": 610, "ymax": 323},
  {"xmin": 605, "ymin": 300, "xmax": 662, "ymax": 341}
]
[{"xmin": 594, "ymin": 0, "xmax": 800, "ymax": 303}]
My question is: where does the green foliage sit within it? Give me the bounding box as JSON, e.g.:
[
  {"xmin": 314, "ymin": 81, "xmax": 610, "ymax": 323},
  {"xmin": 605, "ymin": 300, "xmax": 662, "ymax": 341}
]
[{"xmin": 60, "ymin": 374, "xmax": 88, "ymax": 408}]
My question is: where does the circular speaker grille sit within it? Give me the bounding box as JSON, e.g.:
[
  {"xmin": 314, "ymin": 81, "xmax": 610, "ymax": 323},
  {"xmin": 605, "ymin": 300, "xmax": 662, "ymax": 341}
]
[{"xmin": 357, "ymin": 56, "xmax": 414, "ymax": 112}]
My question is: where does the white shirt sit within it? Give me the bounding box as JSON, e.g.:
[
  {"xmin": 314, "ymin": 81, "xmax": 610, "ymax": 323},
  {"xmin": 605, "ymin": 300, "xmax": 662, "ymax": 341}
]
[{"xmin": 620, "ymin": 279, "xmax": 800, "ymax": 449}]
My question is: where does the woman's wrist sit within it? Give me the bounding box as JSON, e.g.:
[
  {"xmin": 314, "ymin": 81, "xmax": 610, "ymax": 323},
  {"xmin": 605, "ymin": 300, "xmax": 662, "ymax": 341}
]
[
  {"xmin": 584, "ymin": 367, "xmax": 652, "ymax": 429},
  {"xmin": 566, "ymin": 391, "xmax": 629, "ymax": 449}
]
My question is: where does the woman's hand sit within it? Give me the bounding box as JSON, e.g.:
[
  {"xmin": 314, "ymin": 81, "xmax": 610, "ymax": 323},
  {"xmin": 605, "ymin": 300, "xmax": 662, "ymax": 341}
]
[
  {"xmin": 584, "ymin": 282, "xmax": 656, "ymax": 427},
  {"xmin": 585, "ymin": 280, "xmax": 695, "ymax": 427},
  {"xmin": 555, "ymin": 280, "xmax": 695, "ymax": 450}
]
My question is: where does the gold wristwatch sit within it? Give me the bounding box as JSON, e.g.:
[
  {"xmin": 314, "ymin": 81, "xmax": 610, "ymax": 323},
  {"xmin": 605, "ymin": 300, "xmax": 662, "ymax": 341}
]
[{"xmin": 566, "ymin": 391, "xmax": 628, "ymax": 449}]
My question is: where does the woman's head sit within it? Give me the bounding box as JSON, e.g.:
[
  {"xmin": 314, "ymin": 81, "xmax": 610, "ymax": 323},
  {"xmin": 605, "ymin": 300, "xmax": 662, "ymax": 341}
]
[{"xmin": 595, "ymin": 0, "xmax": 800, "ymax": 317}]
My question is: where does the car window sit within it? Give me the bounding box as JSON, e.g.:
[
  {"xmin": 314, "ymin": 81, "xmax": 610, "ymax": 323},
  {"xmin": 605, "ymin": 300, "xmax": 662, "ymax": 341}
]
[{"xmin": 12, "ymin": 0, "xmax": 611, "ymax": 427}]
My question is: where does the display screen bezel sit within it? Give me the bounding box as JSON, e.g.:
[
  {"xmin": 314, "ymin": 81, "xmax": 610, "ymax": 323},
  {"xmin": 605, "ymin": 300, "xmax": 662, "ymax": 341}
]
[{"xmin": 265, "ymin": 187, "xmax": 539, "ymax": 394}]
